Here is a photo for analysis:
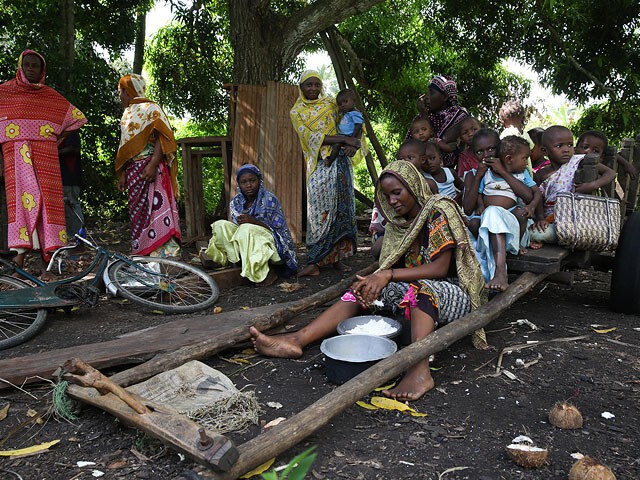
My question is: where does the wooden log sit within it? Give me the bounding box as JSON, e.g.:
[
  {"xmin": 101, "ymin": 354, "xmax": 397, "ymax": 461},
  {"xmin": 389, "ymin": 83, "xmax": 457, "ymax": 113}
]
[
  {"xmin": 65, "ymin": 361, "xmax": 239, "ymax": 472},
  {"xmin": 109, "ymin": 263, "xmax": 378, "ymax": 387},
  {"xmin": 204, "ymin": 271, "xmax": 548, "ymax": 480},
  {"xmin": 0, "ymin": 266, "xmax": 376, "ymax": 388}
]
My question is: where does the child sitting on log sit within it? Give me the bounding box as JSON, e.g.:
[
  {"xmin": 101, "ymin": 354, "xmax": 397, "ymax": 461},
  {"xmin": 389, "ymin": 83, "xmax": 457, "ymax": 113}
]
[
  {"xmin": 464, "ymin": 131, "xmax": 541, "ymax": 291},
  {"xmin": 456, "ymin": 116, "xmax": 482, "ymax": 178},
  {"xmin": 422, "ymin": 142, "xmax": 465, "ymax": 202},
  {"xmin": 530, "ymin": 126, "xmax": 616, "ymax": 245},
  {"xmin": 575, "ymin": 130, "xmax": 637, "ymax": 180}
]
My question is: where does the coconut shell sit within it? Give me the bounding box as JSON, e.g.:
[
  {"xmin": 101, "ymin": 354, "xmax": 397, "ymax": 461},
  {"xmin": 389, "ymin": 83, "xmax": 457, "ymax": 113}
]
[
  {"xmin": 507, "ymin": 444, "xmax": 548, "ymax": 469},
  {"xmin": 568, "ymin": 456, "xmax": 616, "ymax": 480},
  {"xmin": 549, "ymin": 401, "xmax": 583, "ymax": 429}
]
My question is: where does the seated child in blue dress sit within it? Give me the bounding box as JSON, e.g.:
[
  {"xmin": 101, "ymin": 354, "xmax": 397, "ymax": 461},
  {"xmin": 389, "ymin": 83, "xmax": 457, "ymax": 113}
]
[
  {"xmin": 464, "ymin": 132, "xmax": 542, "ymax": 291},
  {"xmin": 423, "ymin": 142, "xmax": 464, "ymax": 202},
  {"xmin": 326, "ymin": 88, "xmax": 364, "ymax": 166}
]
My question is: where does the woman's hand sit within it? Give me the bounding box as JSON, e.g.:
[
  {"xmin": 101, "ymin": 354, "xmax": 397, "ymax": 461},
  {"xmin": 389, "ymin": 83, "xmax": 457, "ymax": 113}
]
[
  {"xmin": 624, "ymin": 162, "xmax": 638, "ymax": 180},
  {"xmin": 237, "ymin": 214, "xmax": 256, "ymax": 225},
  {"xmin": 531, "ymin": 220, "xmax": 549, "ymax": 232},
  {"xmin": 116, "ymin": 171, "xmax": 126, "ymax": 192},
  {"xmin": 574, "ymin": 181, "xmax": 595, "ymax": 194},
  {"xmin": 483, "ymin": 157, "xmax": 506, "ymax": 176},
  {"xmin": 352, "ymin": 271, "xmax": 391, "ymax": 304},
  {"xmin": 141, "ymin": 163, "xmax": 158, "ymax": 182}
]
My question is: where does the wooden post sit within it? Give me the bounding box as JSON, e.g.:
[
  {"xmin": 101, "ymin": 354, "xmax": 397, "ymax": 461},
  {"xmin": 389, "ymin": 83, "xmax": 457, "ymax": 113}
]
[{"xmin": 200, "ymin": 272, "xmax": 549, "ymax": 480}]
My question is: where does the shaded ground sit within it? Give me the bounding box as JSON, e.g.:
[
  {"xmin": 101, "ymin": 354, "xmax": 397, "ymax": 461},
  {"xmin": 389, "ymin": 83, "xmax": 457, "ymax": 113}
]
[{"xmin": 1, "ymin": 222, "xmax": 639, "ymax": 480}]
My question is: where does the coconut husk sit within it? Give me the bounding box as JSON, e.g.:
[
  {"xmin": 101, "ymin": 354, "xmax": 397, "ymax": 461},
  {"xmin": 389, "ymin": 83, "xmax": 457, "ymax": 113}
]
[
  {"xmin": 549, "ymin": 401, "xmax": 583, "ymax": 429},
  {"xmin": 569, "ymin": 456, "xmax": 616, "ymax": 480},
  {"xmin": 507, "ymin": 444, "xmax": 548, "ymax": 469}
]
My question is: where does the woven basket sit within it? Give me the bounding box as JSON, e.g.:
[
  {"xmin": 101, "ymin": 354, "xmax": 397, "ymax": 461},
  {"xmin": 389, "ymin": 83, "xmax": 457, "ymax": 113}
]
[{"xmin": 555, "ymin": 192, "xmax": 621, "ymax": 251}]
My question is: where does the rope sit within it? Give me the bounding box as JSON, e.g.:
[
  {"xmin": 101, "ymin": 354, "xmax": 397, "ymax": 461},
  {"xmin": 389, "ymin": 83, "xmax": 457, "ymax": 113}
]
[{"xmin": 52, "ymin": 380, "xmax": 80, "ymax": 422}]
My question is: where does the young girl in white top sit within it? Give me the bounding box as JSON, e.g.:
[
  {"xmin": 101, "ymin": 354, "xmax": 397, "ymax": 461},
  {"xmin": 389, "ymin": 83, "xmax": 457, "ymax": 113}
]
[{"xmin": 423, "ymin": 142, "xmax": 464, "ymax": 202}]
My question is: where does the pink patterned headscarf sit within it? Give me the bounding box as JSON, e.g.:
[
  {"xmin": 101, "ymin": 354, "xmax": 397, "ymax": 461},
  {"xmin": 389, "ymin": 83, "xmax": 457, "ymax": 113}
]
[{"xmin": 429, "ymin": 75, "xmax": 459, "ymax": 105}]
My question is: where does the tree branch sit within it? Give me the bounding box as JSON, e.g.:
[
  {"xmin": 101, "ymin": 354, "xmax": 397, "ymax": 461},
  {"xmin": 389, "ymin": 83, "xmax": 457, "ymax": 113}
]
[{"xmin": 280, "ymin": 0, "xmax": 385, "ymax": 62}]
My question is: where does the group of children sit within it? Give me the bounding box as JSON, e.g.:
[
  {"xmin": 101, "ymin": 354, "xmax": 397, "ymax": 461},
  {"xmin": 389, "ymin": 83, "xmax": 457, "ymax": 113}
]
[{"xmin": 367, "ymin": 103, "xmax": 622, "ymax": 292}]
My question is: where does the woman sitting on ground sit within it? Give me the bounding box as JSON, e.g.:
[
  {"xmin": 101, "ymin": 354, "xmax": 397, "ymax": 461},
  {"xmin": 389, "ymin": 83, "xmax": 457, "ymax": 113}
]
[
  {"xmin": 201, "ymin": 164, "xmax": 298, "ymax": 285},
  {"xmin": 250, "ymin": 161, "xmax": 486, "ymax": 401}
]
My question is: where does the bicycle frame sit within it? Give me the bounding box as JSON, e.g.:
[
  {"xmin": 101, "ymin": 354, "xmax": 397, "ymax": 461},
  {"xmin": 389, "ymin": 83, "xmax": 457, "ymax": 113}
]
[{"xmin": 0, "ymin": 235, "xmax": 167, "ymax": 309}]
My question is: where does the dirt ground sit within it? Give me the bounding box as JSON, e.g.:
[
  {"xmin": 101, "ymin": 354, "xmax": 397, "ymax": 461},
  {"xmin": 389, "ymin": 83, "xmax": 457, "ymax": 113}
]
[{"xmin": 1, "ymin": 221, "xmax": 639, "ymax": 480}]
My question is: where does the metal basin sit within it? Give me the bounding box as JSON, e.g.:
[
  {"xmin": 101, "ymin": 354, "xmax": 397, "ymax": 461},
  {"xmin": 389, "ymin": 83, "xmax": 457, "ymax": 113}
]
[
  {"xmin": 320, "ymin": 334, "xmax": 397, "ymax": 384},
  {"xmin": 337, "ymin": 315, "xmax": 402, "ymax": 339}
]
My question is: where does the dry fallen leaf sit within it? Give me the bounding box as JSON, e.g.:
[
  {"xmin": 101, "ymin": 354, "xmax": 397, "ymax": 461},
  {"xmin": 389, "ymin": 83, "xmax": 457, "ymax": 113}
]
[
  {"xmin": 263, "ymin": 417, "xmax": 286, "ymax": 429},
  {"xmin": 0, "ymin": 440, "xmax": 60, "ymax": 457},
  {"xmin": 592, "ymin": 327, "xmax": 617, "ymax": 334},
  {"xmin": 356, "ymin": 400, "xmax": 378, "ymax": 410},
  {"xmin": 279, "ymin": 282, "xmax": 304, "ymax": 293},
  {"xmin": 240, "ymin": 306, "xmax": 250, "ymax": 310},
  {"xmin": 0, "ymin": 403, "xmax": 9, "ymax": 421},
  {"xmin": 373, "ymin": 383, "xmax": 396, "ymax": 392},
  {"xmin": 213, "ymin": 306, "xmax": 223, "ymax": 314},
  {"xmin": 107, "ymin": 459, "xmax": 127, "ymax": 469},
  {"xmin": 370, "ymin": 396, "xmax": 414, "ymax": 412},
  {"xmin": 239, "ymin": 457, "xmax": 275, "ymax": 478},
  {"xmin": 151, "ymin": 310, "xmax": 165, "ymax": 315}
]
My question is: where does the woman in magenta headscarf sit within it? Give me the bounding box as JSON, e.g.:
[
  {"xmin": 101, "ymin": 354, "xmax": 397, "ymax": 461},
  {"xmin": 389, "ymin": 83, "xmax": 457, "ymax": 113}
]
[
  {"xmin": 0, "ymin": 50, "xmax": 86, "ymax": 272},
  {"xmin": 409, "ymin": 75, "xmax": 469, "ymax": 170}
]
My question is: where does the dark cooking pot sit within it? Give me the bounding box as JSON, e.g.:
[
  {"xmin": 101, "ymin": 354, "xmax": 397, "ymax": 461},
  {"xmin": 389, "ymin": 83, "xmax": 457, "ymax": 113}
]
[{"xmin": 320, "ymin": 335, "xmax": 397, "ymax": 385}]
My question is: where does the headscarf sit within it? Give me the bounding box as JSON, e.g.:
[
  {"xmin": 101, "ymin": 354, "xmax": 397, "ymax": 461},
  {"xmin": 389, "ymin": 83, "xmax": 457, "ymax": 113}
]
[
  {"xmin": 16, "ymin": 50, "xmax": 46, "ymax": 88},
  {"xmin": 429, "ymin": 75, "xmax": 459, "ymax": 105},
  {"xmin": 230, "ymin": 164, "xmax": 298, "ymax": 276},
  {"xmin": 374, "ymin": 160, "xmax": 486, "ymax": 311},
  {"xmin": 116, "ymin": 74, "xmax": 180, "ymax": 197},
  {"xmin": 289, "ymin": 70, "xmax": 339, "ymax": 178}
]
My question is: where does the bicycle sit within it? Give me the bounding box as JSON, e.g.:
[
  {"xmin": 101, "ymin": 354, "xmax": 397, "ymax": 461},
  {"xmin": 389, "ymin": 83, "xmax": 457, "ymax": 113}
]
[{"xmin": 0, "ymin": 234, "xmax": 219, "ymax": 350}]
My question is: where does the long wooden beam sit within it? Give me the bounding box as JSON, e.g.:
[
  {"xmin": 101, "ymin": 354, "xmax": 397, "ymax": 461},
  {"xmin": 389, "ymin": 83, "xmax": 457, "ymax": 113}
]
[
  {"xmin": 109, "ymin": 264, "xmax": 377, "ymax": 387},
  {"xmin": 204, "ymin": 272, "xmax": 549, "ymax": 479}
]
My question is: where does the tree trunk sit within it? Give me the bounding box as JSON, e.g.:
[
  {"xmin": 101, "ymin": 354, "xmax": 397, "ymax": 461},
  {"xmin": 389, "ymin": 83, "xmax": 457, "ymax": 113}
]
[
  {"xmin": 228, "ymin": 0, "xmax": 287, "ymax": 84},
  {"xmin": 227, "ymin": 0, "xmax": 387, "ymax": 84},
  {"xmin": 133, "ymin": 10, "xmax": 146, "ymax": 74},
  {"xmin": 59, "ymin": 0, "xmax": 75, "ymax": 92}
]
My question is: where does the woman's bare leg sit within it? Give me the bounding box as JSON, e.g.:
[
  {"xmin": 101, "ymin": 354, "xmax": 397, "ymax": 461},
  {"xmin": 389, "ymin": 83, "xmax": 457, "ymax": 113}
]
[
  {"xmin": 250, "ymin": 300, "xmax": 362, "ymax": 358},
  {"xmin": 383, "ymin": 308, "xmax": 435, "ymax": 401},
  {"xmin": 486, "ymin": 232, "xmax": 508, "ymax": 291}
]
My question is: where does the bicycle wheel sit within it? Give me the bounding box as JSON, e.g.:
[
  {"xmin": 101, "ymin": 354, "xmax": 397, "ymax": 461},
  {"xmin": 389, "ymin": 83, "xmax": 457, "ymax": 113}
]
[
  {"xmin": 108, "ymin": 257, "xmax": 219, "ymax": 313},
  {"xmin": 0, "ymin": 276, "xmax": 48, "ymax": 350}
]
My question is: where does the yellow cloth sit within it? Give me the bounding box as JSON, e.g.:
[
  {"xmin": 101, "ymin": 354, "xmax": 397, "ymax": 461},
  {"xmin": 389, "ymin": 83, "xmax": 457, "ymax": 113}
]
[
  {"xmin": 290, "ymin": 70, "xmax": 339, "ymax": 179},
  {"xmin": 205, "ymin": 220, "xmax": 282, "ymax": 283},
  {"xmin": 374, "ymin": 160, "xmax": 489, "ymax": 349}
]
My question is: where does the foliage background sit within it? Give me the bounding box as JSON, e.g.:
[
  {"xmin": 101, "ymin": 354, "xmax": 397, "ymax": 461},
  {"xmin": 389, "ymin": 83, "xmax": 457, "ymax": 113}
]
[{"xmin": 1, "ymin": 0, "xmax": 639, "ymax": 222}]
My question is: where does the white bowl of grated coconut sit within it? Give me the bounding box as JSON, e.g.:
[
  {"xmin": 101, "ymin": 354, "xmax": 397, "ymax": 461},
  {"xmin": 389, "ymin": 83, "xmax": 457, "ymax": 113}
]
[{"xmin": 337, "ymin": 315, "xmax": 402, "ymax": 339}]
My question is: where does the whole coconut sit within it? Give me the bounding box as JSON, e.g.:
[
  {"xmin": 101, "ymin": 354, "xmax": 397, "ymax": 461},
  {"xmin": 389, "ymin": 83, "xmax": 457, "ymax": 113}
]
[
  {"xmin": 549, "ymin": 401, "xmax": 583, "ymax": 429},
  {"xmin": 568, "ymin": 456, "xmax": 616, "ymax": 480},
  {"xmin": 506, "ymin": 443, "xmax": 548, "ymax": 469}
]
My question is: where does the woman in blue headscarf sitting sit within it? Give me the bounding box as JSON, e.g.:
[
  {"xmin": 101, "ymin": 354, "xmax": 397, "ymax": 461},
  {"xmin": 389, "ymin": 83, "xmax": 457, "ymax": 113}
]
[{"xmin": 201, "ymin": 164, "xmax": 298, "ymax": 285}]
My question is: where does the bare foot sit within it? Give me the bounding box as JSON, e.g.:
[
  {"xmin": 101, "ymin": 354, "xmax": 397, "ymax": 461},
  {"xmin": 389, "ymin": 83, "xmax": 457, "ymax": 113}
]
[
  {"xmin": 333, "ymin": 261, "xmax": 352, "ymax": 272},
  {"xmin": 529, "ymin": 241, "xmax": 543, "ymax": 249},
  {"xmin": 298, "ymin": 264, "xmax": 320, "ymax": 277},
  {"xmin": 519, "ymin": 247, "xmax": 527, "ymax": 255},
  {"xmin": 485, "ymin": 270, "xmax": 508, "ymax": 291},
  {"xmin": 249, "ymin": 326, "xmax": 303, "ymax": 358},
  {"xmin": 382, "ymin": 362, "xmax": 434, "ymax": 401}
]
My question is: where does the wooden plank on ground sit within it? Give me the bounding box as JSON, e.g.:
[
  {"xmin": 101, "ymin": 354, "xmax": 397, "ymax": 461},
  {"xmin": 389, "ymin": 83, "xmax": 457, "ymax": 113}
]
[{"xmin": 0, "ymin": 264, "xmax": 377, "ymax": 388}]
